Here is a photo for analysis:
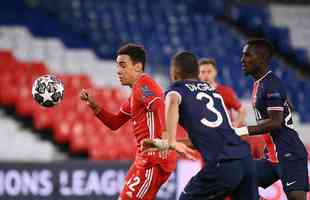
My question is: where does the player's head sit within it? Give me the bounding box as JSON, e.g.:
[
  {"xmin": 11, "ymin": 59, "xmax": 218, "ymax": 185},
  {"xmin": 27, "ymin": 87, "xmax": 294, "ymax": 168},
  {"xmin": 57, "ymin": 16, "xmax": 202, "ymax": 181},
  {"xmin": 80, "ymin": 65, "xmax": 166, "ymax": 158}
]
[
  {"xmin": 198, "ymin": 58, "xmax": 217, "ymax": 83},
  {"xmin": 241, "ymin": 39, "xmax": 273, "ymax": 76},
  {"xmin": 171, "ymin": 51, "xmax": 199, "ymax": 81},
  {"xmin": 116, "ymin": 43, "xmax": 146, "ymax": 86}
]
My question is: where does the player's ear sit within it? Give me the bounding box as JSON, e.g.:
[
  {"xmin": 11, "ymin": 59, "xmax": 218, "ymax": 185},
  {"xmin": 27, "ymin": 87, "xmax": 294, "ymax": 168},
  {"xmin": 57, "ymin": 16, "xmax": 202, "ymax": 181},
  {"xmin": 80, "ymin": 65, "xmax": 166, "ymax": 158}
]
[{"xmin": 134, "ymin": 62, "xmax": 143, "ymax": 72}]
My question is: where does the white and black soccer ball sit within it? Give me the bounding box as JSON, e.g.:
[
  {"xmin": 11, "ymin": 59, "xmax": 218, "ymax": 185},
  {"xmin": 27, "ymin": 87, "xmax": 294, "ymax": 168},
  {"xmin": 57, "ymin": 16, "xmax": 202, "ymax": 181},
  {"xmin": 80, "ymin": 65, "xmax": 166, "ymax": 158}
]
[{"xmin": 32, "ymin": 75, "xmax": 64, "ymax": 107}]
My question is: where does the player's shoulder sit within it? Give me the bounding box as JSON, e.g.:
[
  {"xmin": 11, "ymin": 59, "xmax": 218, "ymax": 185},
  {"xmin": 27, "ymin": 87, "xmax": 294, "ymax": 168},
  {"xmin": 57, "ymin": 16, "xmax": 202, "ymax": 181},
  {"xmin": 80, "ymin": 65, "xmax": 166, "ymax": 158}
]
[
  {"xmin": 216, "ymin": 84, "xmax": 235, "ymax": 94},
  {"xmin": 134, "ymin": 73, "xmax": 163, "ymax": 95},
  {"xmin": 166, "ymin": 80, "xmax": 188, "ymax": 97},
  {"xmin": 167, "ymin": 80, "xmax": 195, "ymax": 92},
  {"xmin": 261, "ymin": 71, "xmax": 281, "ymax": 84},
  {"xmin": 169, "ymin": 80, "xmax": 185, "ymax": 88},
  {"xmin": 261, "ymin": 71, "xmax": 284, "ymax": 90},
  {"xmin": 137, "ymin": 73, "xmax": 156, "ymax": 84}
]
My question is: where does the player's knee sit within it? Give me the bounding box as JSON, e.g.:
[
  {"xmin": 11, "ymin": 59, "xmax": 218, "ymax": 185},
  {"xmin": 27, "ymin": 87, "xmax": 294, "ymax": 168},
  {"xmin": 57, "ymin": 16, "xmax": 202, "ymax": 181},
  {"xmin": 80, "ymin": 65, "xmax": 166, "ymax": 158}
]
[{"xmin": 287, "ymin": 191, "xmax": 306, "ymax": 200}]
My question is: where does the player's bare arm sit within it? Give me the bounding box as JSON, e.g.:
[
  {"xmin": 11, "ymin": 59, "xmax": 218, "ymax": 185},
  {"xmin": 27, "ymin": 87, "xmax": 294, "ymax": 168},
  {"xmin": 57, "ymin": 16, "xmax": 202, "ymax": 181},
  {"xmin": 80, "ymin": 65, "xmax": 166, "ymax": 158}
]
[
  {"xmin": 233, "ymin": 106, "xmax": 246, "ymax": 127},
  {"xmin": 142, "ymin": 92, "xmax": 196, "ymax": 159},
  {"xmin": 235, "ymin": 103, "xmax": 284, "ymax": 136}
]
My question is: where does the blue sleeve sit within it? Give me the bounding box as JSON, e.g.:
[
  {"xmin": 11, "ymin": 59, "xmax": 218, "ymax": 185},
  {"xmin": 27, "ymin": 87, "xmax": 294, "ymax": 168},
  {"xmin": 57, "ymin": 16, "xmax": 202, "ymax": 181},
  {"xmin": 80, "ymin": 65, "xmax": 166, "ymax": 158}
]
[
  {"xmin": 165, "ymin": 84, "xmax": 184, "ymax": 105},
  {"xmin": 263, "ymin": 82, "xmax": 286, "ymax": 112}
]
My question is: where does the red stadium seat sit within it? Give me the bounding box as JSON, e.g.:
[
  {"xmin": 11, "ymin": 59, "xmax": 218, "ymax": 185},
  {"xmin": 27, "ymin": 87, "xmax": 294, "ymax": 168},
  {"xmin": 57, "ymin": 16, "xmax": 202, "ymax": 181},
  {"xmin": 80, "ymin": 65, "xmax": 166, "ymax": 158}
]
[
  {"xmin": 0, "ymin": 50, "xmax": 139, "ymax": 160},
  {"xmin": 69, "ymin": 120, "xmax": 88, "ymax": 153}
]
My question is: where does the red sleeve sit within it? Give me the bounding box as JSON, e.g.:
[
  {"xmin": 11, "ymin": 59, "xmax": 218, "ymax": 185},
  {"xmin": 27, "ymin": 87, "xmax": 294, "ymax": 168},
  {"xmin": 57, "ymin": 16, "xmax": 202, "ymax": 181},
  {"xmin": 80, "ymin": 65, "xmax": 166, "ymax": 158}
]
[
  {"xmin": 95, "ymin": 101, "xmax": 131, "ymax": 131},
  {"xmin": 225, "ymin": 87, "xmax": 242, "ymax": 110}
]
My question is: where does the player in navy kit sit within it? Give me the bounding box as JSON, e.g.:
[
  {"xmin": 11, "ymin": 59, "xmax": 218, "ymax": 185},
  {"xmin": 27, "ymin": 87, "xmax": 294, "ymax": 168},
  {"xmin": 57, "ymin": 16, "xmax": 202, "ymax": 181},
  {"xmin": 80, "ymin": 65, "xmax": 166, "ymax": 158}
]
[
  {"xmin": 236, "ymin": 39, "xmax": 309, "ymax": 200},
  {"xmin": 142, "ymin": 52, "xmax": 259, "ymax": 200}
]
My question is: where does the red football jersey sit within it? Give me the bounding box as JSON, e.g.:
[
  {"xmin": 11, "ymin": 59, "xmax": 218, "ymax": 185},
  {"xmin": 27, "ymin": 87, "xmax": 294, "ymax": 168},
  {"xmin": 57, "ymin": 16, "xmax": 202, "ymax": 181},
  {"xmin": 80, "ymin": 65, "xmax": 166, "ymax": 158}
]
[
  {"xmin": 216, "ymin": 84, "xmax": 241, "ymax": 114},
  {"xmin": 120, "ymin": 74, "xmax": 176, "ymax": 171},
  {"xmin": 120, "ymin": 74, "xmax": 165, "ymax": 145}
]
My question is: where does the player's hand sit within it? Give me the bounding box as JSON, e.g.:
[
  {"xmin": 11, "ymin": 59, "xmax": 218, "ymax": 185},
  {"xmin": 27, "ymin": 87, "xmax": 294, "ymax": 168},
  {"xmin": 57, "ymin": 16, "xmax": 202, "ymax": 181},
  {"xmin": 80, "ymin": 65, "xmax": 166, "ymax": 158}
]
[
  {"xmin": 141, "ymin": 138, "xmax": 167, "ymax": 152},
  {"xmin": 80, "ymin": 89, "xmax": 89, "ymax": 101},
  {"xmin": 141, "ymin": 139, "xmax": 169, "ymax": 158},
  {"xmin": 80, "ymin": 89, "xmax": 100, "ymax": 113},
  {"xmin": 141, "ymin": 139, "xmax": 196, "ymax": 160},
  {"xmin": 141, "ymin": 138, "xmax": 158, "ymax": 152},
  {"xmin": 171, "ymin": 142, "xmax": 197, "ymax": 160}
]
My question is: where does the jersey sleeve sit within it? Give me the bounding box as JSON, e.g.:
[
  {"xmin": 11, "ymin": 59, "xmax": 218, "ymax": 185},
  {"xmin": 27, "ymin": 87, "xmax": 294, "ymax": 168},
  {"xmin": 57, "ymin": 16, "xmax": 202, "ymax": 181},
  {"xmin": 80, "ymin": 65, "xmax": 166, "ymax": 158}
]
[
  {"xmin": 120, "ymin": 99, "xmax": 131, "ymax": 116},
  {"xmin": 96, "ymin": 101, "xmax": 131, "ymax": 130},
  {"xmin": 165, "ymin": 85, "xmax": 183, "ymax": 105},
  {"xmin": 263, "ymin": 83, "xmax": 286, "ymax": 112},
  {"xmin": 135, "ymin": 76, "xmax": 163, "ymax": 110}
]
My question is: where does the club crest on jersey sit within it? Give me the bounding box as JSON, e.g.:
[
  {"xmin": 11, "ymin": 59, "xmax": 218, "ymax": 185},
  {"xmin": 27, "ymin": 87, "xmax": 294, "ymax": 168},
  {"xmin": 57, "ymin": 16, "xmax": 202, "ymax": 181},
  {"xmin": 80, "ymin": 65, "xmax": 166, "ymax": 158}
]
[{"xmin": 141, "ymin": 85, "xmax": 154, "ymax": 97}]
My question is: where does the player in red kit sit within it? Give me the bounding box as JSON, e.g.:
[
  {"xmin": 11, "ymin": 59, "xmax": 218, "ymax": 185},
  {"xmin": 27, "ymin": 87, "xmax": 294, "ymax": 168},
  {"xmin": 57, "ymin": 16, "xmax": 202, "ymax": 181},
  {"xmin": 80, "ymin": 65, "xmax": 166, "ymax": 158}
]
[{"xmin": 80, "ymin": 44, "xmax": 176, "ymax": 200}]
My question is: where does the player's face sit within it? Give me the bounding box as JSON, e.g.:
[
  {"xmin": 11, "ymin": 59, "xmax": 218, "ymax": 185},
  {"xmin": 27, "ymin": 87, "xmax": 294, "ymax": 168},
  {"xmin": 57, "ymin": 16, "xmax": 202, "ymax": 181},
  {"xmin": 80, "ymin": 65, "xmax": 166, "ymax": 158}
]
[
  {"xmin": 198, "ymin": 64, "xmax": 217, "ymax": 83},
  {"xmin": 241, "ymin": 44, "xmax": 260, "ymax": 76},
  {"xmin": 116, "ymin": 55, "xmax": 141, "ymax": 86}
]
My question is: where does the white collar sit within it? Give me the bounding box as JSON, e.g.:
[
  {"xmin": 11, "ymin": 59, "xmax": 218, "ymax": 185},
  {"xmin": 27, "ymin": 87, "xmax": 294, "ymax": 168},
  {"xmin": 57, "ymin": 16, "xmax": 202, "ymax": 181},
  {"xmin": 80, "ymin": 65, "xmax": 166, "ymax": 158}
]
[{"xmin": 255, "ymin": 70, "xmax": 272, "ymax": 83}]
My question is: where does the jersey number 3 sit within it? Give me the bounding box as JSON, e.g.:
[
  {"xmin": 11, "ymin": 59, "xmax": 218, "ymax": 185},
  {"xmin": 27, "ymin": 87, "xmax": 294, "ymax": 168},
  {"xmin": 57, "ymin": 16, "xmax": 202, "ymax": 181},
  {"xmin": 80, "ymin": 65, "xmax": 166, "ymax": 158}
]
[{"xmin": 196, "ymin": 92, "xmax": 225, "ymax": 128}]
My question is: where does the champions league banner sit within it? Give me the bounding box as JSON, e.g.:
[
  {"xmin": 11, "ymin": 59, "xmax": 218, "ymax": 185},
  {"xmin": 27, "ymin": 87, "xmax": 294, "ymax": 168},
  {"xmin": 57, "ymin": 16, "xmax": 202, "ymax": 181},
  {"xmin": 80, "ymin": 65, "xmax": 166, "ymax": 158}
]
[
  {"xmin": 0, "ymin": 161, "xmax": 177, "ymax": 200},
  {"xmin": 0, "ymin": 160, "xmax": 309, "ymax": 200}
]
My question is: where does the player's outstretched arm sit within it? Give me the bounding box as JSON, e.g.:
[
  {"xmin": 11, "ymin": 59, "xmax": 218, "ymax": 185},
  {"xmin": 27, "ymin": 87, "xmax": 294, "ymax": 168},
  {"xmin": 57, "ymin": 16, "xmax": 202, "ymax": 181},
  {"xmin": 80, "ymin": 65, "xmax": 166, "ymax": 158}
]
[
  {"xmin": 233, "ymin": 105, "xmax": 246, "ymax": 128},
  {"xmin": 164, "ymin": 92, "xmax": 180, "ymax": 145},
  {"xmin": 80, "ymin": 89, "xmax": 130, "ymax": 131},
  {"xmin": 141, "ymin": 139, "xmax": 196, "ymax": 160},
  {"xmin": 164, "ymin": 92, "xmax": 196, "ymax": 159},
  {"xmin": 235, "ymin": 110, "xmax": 283, "ymax": 136}
]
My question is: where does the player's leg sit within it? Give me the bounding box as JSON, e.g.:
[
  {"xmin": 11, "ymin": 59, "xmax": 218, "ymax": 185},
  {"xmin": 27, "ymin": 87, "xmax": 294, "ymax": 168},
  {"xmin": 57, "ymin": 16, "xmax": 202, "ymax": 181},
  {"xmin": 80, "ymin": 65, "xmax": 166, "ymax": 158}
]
[
  {"xmin": 255, "ymin": 159, "xmax": 279, "ymax": 188},
  {"xmin": 119, "ymin": 164, "xmax": 136, "ymax": 200},
  {"xmin": 280, "ymin": 158, "xmax": 309, "ymax": 200},
  {"xmin": 230, "ymin": 155, "xmax": 259, "ymax": 200},
  {"xmin": 119, "ymin": 164, "xmax": 171, "ymax": 200}
]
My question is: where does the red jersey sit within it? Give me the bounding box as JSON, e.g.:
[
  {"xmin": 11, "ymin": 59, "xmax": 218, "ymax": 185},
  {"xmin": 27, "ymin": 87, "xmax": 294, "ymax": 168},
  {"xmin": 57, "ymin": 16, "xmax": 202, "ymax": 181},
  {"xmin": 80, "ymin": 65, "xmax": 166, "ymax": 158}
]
[
  {"xmin": 96, "ymin": 74, "xmax": 176, "ymax": 172},
  {"xmin": 120, "ymin": 74, "xmax": 165, "ymax": 145},
  {"xmin": 216, "ymin": 84, "xmax": 241, "ymax": 115}
]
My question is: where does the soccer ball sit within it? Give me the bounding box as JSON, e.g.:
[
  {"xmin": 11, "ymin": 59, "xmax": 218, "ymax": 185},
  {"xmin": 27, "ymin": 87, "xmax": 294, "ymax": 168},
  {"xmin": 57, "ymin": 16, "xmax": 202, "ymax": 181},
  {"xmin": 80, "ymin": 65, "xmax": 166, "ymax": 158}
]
[{"xmin": 32, "ymin": 75, "xmax": 64, "ymax": 107}]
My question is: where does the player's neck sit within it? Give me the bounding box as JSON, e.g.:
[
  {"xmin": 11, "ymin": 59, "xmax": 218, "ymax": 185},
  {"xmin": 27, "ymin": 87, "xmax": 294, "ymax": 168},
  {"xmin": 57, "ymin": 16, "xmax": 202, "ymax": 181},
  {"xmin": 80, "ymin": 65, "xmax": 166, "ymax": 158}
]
[
  {"xmin": 129, "ymin": 72, "xmax": 144, "ymax": 88},
  {"xmin": 253, "ymin": 68, "xmax": 269, "ymax": 81}
]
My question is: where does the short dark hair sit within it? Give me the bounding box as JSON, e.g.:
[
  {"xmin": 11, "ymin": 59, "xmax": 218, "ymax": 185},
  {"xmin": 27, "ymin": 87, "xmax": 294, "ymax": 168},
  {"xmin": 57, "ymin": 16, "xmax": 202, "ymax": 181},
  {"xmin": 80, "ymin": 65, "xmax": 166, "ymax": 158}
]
[
  {"xmin": 173, "ymin": 51, "xmax": 199, "ymax": 78},
  {"xmin": 199, "ymin": 58, "xmax": 217, "ymax": 69},
  {"xmin": 246, "ymin": 39, "xmax": 273, "ymax": 62},
  {"xmin": 117, "ymin": 43, "xmax": 146, "ymax": 71}
]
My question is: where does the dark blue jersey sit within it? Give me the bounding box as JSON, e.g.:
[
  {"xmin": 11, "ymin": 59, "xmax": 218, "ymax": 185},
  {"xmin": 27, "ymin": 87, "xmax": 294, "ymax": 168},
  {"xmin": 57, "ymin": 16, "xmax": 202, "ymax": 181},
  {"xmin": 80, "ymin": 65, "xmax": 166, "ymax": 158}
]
[
  {"xmin": 252, "ymin": 71, "xmax": 307, "ymax": 160},
  {"xmin": 166, "ymin": 80, "xmax": 250, "ymax": 165}
]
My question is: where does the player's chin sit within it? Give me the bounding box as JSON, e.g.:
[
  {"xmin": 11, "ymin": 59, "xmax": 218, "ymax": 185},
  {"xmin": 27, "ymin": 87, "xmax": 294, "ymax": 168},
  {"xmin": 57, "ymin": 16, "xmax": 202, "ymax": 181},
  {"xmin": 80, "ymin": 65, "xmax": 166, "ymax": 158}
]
[
  {"xmin": 242, "ymin": 67, "xmax": 250, "ymax": 76},
  {"xmin": 119, "ymin": 80, "xmax": 129, "ymax": 86}
]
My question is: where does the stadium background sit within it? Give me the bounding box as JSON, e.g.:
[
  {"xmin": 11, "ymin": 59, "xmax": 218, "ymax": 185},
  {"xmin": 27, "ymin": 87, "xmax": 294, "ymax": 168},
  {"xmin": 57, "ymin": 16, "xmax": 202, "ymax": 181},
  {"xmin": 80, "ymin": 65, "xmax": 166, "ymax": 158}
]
[{"xmin": 0, "ymin": 0, "xmax": 310, "ymax": 199}]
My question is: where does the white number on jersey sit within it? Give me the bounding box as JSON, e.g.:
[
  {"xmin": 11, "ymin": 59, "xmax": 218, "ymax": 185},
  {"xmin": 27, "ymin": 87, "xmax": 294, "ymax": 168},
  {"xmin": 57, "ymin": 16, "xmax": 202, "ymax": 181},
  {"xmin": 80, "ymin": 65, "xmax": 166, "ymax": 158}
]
[
  {"xmin": 196, "ymin": 92, "xmax": 231, "ymax": 128},
  {"xmin": 126, "ymin": 176, "xmax": 141, "ymax": 192}
]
